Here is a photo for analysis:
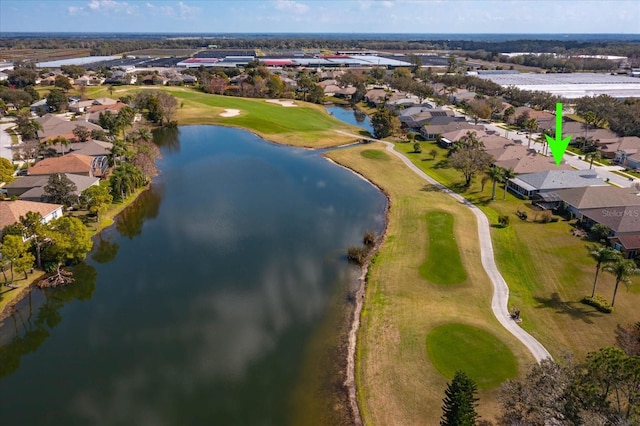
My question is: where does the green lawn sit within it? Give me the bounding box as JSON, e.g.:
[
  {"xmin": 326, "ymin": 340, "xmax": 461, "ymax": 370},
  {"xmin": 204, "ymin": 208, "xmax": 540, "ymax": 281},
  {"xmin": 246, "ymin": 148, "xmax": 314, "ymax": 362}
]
[
  {"xmin": 328, "ymin": 143, "xmax": 534, "ymax": 425},
  {"xmin": 420, "ymin": 211, "xmax": 467, "ymax": 285},
  {"xmin": 82, "ymin": 86, "xmax": 358, "ymax": 148},
  {"xmin": 396, "ymin": 140, "xmax": 640, "ymax": 358},
  {"xmin": 426, "ymin": 323, "xmax": 518, "ymax": 389},
  {"xmin": 361, "ymin": 149, "xmax": 390, "ymax": 160}
]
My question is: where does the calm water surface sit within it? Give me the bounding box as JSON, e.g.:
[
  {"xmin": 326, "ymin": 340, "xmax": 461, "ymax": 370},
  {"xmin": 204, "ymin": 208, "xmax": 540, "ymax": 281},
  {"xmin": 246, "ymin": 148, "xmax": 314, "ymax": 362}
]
[
  {"xmin": 0, "ymin": 126, "xmax": 386, "ymax": 425},
  {"xmin": 326, "ymin": 106, "xmax": 373, "ymax": 135}
]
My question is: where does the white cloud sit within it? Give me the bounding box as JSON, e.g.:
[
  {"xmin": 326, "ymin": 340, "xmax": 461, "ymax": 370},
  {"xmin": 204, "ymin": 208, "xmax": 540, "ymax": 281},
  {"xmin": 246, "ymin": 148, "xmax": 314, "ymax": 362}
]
[
  {"xmin": 68, "ymin": 6, "xmax": 84, "ymax": 15},
  {"xmin": 381, "ymin": 1, "xmax": 395, "ymax": 7},
  {"xmin": 274, "ymin": 0, "xmax": 310, "ymax": 14},
  {"xmin": 178, "ymin": 1, "xmax": 200, "ymax": 18},
  {"xmin": 85, "ymin": 0, "xmax": 138, "ymax": 15}
]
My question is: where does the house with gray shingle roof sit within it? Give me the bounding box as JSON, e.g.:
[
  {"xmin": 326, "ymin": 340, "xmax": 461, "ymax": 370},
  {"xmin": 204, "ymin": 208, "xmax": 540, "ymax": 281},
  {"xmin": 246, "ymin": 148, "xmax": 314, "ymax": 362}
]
[
  {"xmin": 4, "ymin": 173, "xmax": 99, "ymax": 201},
  {"xmin": 507, "ymin": 169, "xmax": 606, "ymax": 198}
]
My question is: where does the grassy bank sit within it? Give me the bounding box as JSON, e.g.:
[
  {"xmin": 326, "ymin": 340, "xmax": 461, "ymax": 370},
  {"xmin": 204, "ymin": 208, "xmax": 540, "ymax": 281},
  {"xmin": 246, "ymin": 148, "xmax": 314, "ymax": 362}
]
[
  {"xmin": 327, "ymin": 143, "xmax": 534, "ymax": 425},
  {"xmin": 398, "ymin": 140, "xmax": 640, "ymax": 358}
]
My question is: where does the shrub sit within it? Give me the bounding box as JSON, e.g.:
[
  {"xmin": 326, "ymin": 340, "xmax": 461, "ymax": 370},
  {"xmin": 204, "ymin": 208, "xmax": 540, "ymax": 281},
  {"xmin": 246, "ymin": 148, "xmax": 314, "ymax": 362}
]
[
  {"xmin": 538, "ymin": 210, "xmax": 552, "ymax": 223},
  {"xmin": 498, "ymin": 215, "xmax": 510, "ymax": 227},
  {"xmin": 581, "ymin": 295, "xmax": 613, "ymax": 313},
  {"xmin": 348, "ymin": 245, "xmax": 368, "ymax": 265},
  {"xmin": 363, "ymin": 231, "xmax": 376, "ymax": 247},
  {"xmin": 413, "ymin": 142, "xmax": 422, "ymax": 153}
]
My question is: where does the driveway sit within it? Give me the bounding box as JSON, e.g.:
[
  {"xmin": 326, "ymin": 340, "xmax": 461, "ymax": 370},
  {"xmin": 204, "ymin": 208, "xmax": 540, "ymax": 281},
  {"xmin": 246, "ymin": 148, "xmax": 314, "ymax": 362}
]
[{"xmin": 0, "ymin": 122, "xmax": 16, "ymax": 161}]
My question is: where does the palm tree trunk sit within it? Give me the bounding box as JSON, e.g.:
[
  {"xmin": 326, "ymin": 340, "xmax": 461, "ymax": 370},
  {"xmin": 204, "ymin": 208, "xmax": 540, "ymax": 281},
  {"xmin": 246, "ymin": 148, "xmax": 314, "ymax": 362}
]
[
  {"xmin": 491, "ymin": 181, "xmax": 497, "ymax": 200},
  {"xmin": 592, "ymin": 265, "xmax": 600, "ymax": 297},
  {"xmin": 612, "ymin": 279, "xmax": 621, "ymax": 306}
]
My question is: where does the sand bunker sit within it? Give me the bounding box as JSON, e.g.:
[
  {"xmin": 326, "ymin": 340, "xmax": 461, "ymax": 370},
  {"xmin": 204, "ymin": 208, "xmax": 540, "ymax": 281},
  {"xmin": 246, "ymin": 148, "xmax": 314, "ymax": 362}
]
[
  {"xmin": 219, "ymin": 109, "xmax": 241, "ymax": 117},
  {"xmin": 265, "ymin": 99, "xmax": 298, "ymax": 107}
]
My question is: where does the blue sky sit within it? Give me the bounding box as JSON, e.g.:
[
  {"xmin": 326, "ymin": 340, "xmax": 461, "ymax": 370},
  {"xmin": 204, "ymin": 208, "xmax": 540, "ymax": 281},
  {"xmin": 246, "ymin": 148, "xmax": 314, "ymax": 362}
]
[{"xmin": 1, "ymin": 0, "xmax": 639, "ymax": 34}]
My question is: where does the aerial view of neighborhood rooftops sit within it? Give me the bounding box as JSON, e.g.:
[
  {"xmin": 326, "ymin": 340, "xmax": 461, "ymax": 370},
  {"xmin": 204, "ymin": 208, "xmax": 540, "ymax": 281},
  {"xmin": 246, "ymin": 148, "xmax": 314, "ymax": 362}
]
[{"xmin": 2, "ymin": 47, "xmax": 639, "ymax": 100}]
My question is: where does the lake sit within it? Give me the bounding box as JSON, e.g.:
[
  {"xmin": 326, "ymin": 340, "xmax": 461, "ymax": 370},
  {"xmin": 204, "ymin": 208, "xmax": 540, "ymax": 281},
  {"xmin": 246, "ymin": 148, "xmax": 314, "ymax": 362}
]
[
  {"xmin": 326, "ymin": 106, "xmax": 373, "ymax": 136},
  {"xmin": 0, "ymin": 126, "xmax": 387, "ymax": 426}
]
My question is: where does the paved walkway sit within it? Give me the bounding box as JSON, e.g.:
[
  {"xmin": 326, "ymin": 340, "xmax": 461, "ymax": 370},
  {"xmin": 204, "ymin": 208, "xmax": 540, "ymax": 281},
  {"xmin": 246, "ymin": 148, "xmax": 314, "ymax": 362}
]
[{"xmin": 336, "ymin": 130, "xmax": 553, "ymax": 363}]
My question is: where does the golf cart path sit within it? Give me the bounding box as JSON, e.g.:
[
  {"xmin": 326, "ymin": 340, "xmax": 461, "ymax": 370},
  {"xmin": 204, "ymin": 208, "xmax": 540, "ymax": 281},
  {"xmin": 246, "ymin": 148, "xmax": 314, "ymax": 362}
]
[{"xmin": 336, "ymin": 130, "xmax": 552, "ymax": 363}]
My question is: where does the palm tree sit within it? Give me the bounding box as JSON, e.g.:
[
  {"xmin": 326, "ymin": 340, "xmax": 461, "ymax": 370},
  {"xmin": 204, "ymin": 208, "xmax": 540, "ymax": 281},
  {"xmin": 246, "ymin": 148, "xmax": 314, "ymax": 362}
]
[
  {"xmin": 539, "ymin": 128, "xmax": 553, "ymax": 156},
  {"xmin": 49, "ymin": 136, "xmax": 69, "ymax": 156},
  {"xmin": 525, "ymin": 118, "xmax": 538, "ymax": 149},
  {"xmin": 502, "ymin": 168, "xmax": 516, "ymax": 200},
  {"xmin": 488, "ymin": 166, "xmax": 504, "ymax": 200},
  {"xmin": 604, "ymin": 258, "xmax": 637, "ymax": 306},
  {"xmin": 585, "ymin": 151, "xmax": 601, "ymax": 169},
  {"xmin": 136, "ymin": 128, "xmax": 152, "ymax": 143},
  {"xmin": 588, "ymin": 245, "xmax": 622, "ymax": 298}
]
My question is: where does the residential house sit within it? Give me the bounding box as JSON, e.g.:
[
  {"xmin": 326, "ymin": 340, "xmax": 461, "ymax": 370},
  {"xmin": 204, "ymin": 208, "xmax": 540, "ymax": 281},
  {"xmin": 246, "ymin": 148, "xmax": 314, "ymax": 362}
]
[
  {"xmin": 0, "ymin": 200, "xmax": 63, "ymax": 236},
  {"xmin": 421, "ymin": 122, "xmax": 482, "ymax": 144},
  {"xmin": 27, "ymin": 153, "xmax": 108, "ymax": 178},
  {"xmin": 399, "ymin": 108, "xmax": 455, "ymax": 130},
  {"xmin": 68, "ymin": 99, "xmax": 96, "ymax": 113},
  {"xmin": 489, "ymin": 145, "xmax": 572, "ymax": 175},
  {"xmin": 4, "ymin": 173, "xmax": 100, "ymax": 201},
  {"xmin": 85, "ymin": 101, "xmax": 129, "ymax": 124},
  {"xmin": 75, "ymin": 75, "xmax": 105, "ymax": 86},
  {"xmin": 507, "ymin": 169, "xmax": 606, "ymax": 198},
  {"xmin": 553, "ymin": 186, "xmax": 640, "ymax": 219},
  {"xmin": 580, "ymin": 206, "xmax": 640, "ymax": 258},
  {"xmin": 36, "ymin": 114, "xmax": 103, "ymax": 142},
  {"xmin": 30, "ymin": 99, "xmax": 50, "ymax": 114},
  {"xmin": 104, "ymin": 71, "xmax": 136, "ymax": 85},
  {"xmin": 50, "ymin": 139, "xmax": 113, "ymax": 157},
  {"xmin": 365, "ymin": 88, "xmax": 390, "ymax": 107},
  {"xmin": 611, "ymin": 137, "xmax": 640, "ymax": 166}
]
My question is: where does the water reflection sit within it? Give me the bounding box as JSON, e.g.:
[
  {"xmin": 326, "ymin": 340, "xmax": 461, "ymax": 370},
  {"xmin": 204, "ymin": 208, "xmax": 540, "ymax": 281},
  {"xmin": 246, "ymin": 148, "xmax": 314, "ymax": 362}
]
[
  {"xmin": 0, "ymin": 263, "xmax": 96, "ymax": 378},
  {"xmin": 153, "ymin": 126, "xmax": 181, "ymax": 154},
  {"xmin": 91, "ymin": 235, "xmax": 120, "ymax": 264},
  {"xmin": 0, "ymin": 126, "xmax": 386, "ymax": 425},
  {"xmin": 115, "ymin": 185, "xmax": 164, "ymax": 239}
]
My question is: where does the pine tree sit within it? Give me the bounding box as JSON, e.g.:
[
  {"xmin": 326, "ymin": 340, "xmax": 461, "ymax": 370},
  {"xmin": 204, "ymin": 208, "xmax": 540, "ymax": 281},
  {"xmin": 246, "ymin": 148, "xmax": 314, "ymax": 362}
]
[{"xmin": 441, "ymin": 370, "xmax": 479, "ymax": 426}]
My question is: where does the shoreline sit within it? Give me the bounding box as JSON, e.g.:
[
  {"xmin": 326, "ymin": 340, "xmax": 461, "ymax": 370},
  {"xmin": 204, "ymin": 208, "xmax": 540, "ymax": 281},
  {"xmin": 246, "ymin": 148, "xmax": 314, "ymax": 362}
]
[
  {"xmin": 0, "ymin": 184, "xmax": 151, "ymax": 323},
  {"xmin": 0, "ymin": 115, "xmax": 378, "ymax": 425},
  {"xmin": 324, "ymin": 155, "xmax": 392, "ymax": 426}
]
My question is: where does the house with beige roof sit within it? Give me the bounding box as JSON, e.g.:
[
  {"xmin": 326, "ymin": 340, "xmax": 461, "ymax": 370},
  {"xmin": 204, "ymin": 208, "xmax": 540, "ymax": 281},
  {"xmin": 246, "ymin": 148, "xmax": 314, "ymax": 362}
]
[
  {"xmin": 580, "ymin": 206, "xmax": 640, "ymax": 258},
  {"xmin": 421, "ymin": 122, "xmax": 482, "ymax": 143},
  {"xmin": 610, "ymin": 137, "xmax": 640, "ymax": 166},
  {"xmin": 28, "ymin": 153, "xmax": 108, "ymax": 177},
  {"xmin": 0, "ymin": 200, "xmax": 63, "ymax": 235},
  {"xmin": 50, "ymin": 139, "xmax": 113, "ymax": 157},
  {"xmin": 36, "ymin": 114, "xmax": 103, "ymax": 142},
  {"xmin": 553, "ymin": 186, "xmax": 640, "ymax": 219},
  {"xmin": 489, "ymin": 145, "xmax": 572, "ymax": 175}
]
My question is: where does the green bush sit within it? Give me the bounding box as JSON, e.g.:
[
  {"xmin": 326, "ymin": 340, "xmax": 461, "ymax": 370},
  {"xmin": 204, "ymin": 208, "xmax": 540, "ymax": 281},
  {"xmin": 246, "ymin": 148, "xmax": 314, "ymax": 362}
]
[
  {"xmin": 581, "ymin": 295, "xmax": 613, "ymax": 313},
  {"xmin": 498, "ymin": 215, "xmax": 510, "ymax": 227}
]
